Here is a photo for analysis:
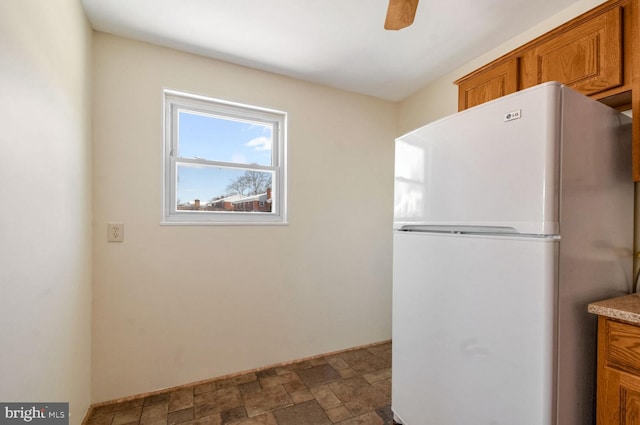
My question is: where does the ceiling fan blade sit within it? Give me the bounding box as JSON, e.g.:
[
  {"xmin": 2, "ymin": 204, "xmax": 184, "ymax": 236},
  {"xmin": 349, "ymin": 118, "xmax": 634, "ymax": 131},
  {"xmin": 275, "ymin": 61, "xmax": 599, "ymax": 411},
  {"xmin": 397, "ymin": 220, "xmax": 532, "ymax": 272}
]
[{"xmin": 384, "ymin": 0, "xmax": 419, "ymax": 30}]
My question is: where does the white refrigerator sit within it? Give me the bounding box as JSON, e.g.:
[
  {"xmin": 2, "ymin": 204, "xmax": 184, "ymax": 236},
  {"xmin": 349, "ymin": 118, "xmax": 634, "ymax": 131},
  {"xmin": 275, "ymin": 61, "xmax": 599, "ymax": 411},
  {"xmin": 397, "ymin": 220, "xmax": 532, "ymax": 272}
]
[{"xmin": 392, "ymin": 82, "xmax": 634, "ymax": 425}]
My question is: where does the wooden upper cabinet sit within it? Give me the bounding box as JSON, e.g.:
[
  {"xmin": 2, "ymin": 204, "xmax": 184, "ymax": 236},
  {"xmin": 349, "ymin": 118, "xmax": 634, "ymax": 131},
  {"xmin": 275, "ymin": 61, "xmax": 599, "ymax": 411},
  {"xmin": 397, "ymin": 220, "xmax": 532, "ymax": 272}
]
[
  {"xmin": 455, "ymin": 0, "xmax": 633, "ymax": 112},
  {"xmin": 520, "ymin": 7, "xmax": 623, "ymax": 95},
  {"xmin": 457, "ymin": 59, "xmax": 519, "ymax": 110}
]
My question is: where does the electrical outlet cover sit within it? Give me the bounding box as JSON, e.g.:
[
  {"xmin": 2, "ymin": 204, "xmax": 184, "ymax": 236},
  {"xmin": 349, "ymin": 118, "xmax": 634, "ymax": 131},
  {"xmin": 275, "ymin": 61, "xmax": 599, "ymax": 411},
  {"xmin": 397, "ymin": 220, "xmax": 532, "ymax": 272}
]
[{"xmin": 107, "ymin": 223, "xmax": 124, "ymax": 242}]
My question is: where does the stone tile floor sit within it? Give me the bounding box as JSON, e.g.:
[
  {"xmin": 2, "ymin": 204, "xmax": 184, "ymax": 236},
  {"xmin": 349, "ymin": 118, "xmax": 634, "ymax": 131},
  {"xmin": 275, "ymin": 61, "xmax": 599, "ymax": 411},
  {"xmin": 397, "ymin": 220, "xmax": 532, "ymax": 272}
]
[{"xmin": 85, "ymin": 341, "xmax": 396, "ymax": 425}]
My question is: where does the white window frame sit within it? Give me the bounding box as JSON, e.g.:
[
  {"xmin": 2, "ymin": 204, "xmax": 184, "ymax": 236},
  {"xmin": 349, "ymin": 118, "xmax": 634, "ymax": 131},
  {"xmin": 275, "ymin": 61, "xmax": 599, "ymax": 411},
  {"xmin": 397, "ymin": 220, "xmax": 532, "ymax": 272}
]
[{"xmin": 162, "ymin": 89, "xmax": 287, "ymax": 225}]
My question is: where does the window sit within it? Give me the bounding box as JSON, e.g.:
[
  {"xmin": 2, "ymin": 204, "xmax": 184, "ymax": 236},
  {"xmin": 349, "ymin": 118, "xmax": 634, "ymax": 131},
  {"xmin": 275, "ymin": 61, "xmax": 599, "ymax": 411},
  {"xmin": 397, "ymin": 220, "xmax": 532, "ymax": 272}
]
[{"xmin": 163, "ymin": 90, "xmax": 287, "ymax": 224}]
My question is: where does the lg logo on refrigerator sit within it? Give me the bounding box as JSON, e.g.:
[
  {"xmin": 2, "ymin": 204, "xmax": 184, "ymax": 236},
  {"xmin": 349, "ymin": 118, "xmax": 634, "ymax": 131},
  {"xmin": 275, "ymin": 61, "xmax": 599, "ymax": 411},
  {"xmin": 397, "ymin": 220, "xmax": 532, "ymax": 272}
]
[{"xmin": 504, "ymin": 109, "xmax": 521, "ymax": 122}]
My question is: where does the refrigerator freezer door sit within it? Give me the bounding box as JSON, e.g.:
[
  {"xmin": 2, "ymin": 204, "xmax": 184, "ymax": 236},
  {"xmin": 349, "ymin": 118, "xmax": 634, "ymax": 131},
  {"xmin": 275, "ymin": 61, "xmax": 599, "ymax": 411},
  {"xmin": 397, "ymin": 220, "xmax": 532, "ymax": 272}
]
[
  {"xmin": 394, "ymin": 82, "xmax": 563, "ymax": 235},
  {"xmin": 392, "ymin": 231, "xmax": 559, "ymax": 425}
]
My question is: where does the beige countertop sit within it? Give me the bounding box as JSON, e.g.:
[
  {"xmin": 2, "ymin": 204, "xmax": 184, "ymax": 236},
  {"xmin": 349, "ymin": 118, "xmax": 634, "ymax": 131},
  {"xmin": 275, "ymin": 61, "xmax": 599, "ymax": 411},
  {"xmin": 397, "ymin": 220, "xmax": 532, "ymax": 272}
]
[{"xmin": 588, "ymin": 293, "xmax": 640, "ymax": 325}]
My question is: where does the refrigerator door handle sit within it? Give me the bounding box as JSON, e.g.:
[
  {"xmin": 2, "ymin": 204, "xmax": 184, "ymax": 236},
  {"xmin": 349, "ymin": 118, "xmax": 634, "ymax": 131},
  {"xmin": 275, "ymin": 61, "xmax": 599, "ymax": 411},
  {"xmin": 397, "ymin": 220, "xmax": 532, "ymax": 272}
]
[{"xmin": 399, "ymin": 225, "xmax": 518, "ymax": 234}]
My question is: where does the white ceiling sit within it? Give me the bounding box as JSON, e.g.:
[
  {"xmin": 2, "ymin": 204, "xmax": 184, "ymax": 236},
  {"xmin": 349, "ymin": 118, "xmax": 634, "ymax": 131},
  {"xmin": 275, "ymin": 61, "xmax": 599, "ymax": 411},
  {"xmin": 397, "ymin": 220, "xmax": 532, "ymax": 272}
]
[{"xmin": 81, "ymin": 0, "xmax": 581, "ymax": 101}]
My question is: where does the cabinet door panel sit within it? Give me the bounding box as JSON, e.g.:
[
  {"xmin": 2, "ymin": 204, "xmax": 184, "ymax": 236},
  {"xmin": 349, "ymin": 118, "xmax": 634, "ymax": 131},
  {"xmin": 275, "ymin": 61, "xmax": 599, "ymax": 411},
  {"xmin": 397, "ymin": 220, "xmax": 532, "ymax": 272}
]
[
  {"xmin": 620, "ymin": 373, "xmax": 640, "ymax": 425},
  {"xmin": 521, "ymin": 7, "xmax": 623, "ymax": 95},
  {"xmin": 596, "ymin": 364, "xmax": 640, "ymax": 425},
  {"xmin": 622, "ymin": 386, "xmax": 640, "ymax": 425},
  {"xmin": 597, "ymin": 317, "xmax": 640, "ymax": 425},
  {"xmin": 457, "ymin": 59, "xmax": 518, "ymax": 110}
]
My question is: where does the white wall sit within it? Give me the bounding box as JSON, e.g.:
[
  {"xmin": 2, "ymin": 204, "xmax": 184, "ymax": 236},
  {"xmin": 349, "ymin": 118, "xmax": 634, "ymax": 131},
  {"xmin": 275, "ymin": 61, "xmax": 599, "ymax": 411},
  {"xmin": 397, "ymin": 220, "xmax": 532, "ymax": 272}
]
[
  {"xmin": 0, "ymin": 1, "xmax": 93, "ymax": 423},
  {"xmin": 398, "ymin": 0, "xmax": 609, "ymax": 134},
  {"xmin": 91, "ymin": 33, "xmax": 396, "ymax": 402}
]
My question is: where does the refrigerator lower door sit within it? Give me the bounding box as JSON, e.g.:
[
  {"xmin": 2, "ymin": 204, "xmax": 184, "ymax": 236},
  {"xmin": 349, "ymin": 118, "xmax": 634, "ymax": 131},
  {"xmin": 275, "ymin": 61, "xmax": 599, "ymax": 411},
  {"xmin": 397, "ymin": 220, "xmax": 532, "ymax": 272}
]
[{"xmin": 392, "ymin": 231, "xmax": 559, "ymax": 425}]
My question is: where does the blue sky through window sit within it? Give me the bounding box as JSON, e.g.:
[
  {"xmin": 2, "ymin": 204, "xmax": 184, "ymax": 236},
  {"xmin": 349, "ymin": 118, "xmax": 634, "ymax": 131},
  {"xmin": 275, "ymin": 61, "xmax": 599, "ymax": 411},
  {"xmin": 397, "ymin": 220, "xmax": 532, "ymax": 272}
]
[{"xmin": 176, "ymin": 111, "xmax": 273, "ymax": 204}]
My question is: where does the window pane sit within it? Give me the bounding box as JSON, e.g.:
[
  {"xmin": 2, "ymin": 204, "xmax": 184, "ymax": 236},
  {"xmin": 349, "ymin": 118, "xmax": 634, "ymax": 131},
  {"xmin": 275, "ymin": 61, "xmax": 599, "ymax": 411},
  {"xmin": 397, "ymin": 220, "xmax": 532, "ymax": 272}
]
[
  {"xmin": 176, "ymin": 163, "xmax": 274, "ymax": 213},
  {"xmin": 178, "ymin": 111, "xmax": 273, "ymax": 166}
]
